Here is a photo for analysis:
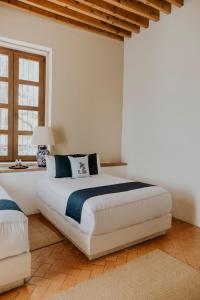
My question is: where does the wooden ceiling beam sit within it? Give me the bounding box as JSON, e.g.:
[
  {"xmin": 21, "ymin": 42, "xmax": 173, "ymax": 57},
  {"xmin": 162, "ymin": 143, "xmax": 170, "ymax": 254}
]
[
  {"xmin": 55, "ymin": 0, "xmax": 149, "ymax": 28},
  {"xmin": 49, "ymin": 0, "xmax": 140, "ymax": 33},
  {"xmin": 103, "ymin": 0, "xmax": 160, "ymax": 21},
  {"xmin": 165, "ymin": 0, "xmax": 183, "ymax": 7},
  {"xmin": 0, "ymin": 0, "xmax": 123, "ymax": 40},
  {"xmin": 138, "ymin": 0, "xmax": 171, "ymax": 14},
  {"xmin": 17, "ymin": 0, "xmax": 131, "ymax": 37}
]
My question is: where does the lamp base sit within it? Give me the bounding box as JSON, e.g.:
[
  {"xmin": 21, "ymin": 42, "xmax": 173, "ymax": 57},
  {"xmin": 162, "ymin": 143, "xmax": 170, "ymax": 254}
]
[{"xmin": 36, "ymin": 146, "xmax": 49, "ymax": 167}]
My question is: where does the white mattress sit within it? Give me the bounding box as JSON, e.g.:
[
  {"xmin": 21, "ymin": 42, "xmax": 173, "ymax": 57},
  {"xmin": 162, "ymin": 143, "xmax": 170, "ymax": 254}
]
[
  {"xmin": 37, "ymin": 174, "xmax": 172, "ymax": 236},
  {"xmin": 0, "ymin": 186, "xmax": 29, "ymax": 261}
]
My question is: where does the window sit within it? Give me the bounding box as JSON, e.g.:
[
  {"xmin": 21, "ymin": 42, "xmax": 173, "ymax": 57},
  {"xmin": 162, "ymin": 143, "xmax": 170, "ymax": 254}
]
[{"xmin": 0, "ymin": 47, "xmax": 45, "ymax": 161}]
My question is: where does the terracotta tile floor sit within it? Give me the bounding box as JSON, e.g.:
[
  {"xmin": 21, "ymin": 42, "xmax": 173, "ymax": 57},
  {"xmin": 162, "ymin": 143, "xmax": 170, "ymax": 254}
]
[{"xmin": 1, "ymin": 215, "xmax": 200, "ymax": 300}]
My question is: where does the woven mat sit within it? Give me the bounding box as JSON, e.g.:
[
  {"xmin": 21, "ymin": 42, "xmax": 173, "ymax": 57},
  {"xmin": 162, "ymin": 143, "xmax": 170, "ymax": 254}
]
[
  {"xmin": 29, "ymin": 216, "xmax": 64, "ymax": 251},
  {"xmin": 50, "ymin": 249, "xmax": 200, "ymax": 300}
]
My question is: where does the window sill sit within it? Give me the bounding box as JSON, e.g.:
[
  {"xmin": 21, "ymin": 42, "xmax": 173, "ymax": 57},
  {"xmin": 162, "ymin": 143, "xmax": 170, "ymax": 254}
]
[
  {"xmin": 101, "ymin": 162, "xmax": 127, "ymax": 167},
  {"xmin": 0, "ymin": 161, "xmax": 37, "ymax": 167},
  {"xmin": 0, "ymin": 161, "xmax": 127, "ymax": 174},
  {"xmin": 0, "ymin": 162, "xmax": 46, "ymax": 174}
]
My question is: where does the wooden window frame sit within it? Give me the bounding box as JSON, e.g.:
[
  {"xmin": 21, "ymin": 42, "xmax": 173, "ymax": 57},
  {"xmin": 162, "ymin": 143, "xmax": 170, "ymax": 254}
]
[
  {"xmin": 0, "ymin": 47, "xmax": 45, "ymax": 162},
  {"xmin": 0, "ymin": 47, "xmax": 14, "ymax": 162}
]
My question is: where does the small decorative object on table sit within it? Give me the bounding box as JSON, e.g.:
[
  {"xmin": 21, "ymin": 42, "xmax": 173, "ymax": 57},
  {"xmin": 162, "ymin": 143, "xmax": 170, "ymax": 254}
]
[
  {"xmin": 32, "ymin": 126, "xmax": 55, "ymax": 167},
  {"xmin": 9, "ymin": 159, "xmax": 29, "ymax": 170}
]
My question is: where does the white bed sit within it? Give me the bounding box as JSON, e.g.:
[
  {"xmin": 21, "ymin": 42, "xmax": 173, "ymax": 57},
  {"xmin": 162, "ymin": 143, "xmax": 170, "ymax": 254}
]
[
  {"xmin": 0, "ymin": 186, "xmax": 31, "ymax": 294},
  {"xmin": 37, "ymin": 174, "xmax": 172, "ymax": 259}
]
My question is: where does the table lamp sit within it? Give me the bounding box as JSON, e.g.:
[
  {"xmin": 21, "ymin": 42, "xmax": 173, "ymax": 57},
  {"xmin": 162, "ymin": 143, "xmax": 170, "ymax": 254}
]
[{"xmin": 32, "ymin": 126, "xmax": 55, "ymax": 167}]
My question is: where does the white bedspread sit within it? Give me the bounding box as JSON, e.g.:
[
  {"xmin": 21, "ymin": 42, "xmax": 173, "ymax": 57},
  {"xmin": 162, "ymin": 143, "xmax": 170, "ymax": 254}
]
[
  {"xmin": 37, "ymin": 174, "xmax": 172, "ymax": 236},
  {"xmin": 0, "ymin": 186, "xmax": 29, "ymax": 260}
]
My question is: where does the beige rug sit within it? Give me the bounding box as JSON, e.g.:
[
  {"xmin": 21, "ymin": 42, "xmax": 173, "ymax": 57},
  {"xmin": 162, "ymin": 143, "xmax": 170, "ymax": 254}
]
[
  {"xmin": 50, "ymin": 250, "xmax": 200, "ymax": 300},
  {"xmin": 29, "ymin": 216, "xmax": 64, "ymax": 251}
]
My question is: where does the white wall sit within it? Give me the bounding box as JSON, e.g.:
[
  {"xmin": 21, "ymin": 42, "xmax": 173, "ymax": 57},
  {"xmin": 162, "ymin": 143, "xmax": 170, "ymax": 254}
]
[
  {"xmin": 0, "ymin": 5, "xmax": 123, "ymax": 162},
  {"xmin": 122, "ymin": 0, "xmax": 200, "ymax": 226}
]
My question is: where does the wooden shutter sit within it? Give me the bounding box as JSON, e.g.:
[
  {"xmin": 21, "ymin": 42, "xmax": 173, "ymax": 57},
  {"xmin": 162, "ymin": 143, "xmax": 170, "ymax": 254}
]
[{"xmin": 0, "ymin": 47, "xmax": 45, "ymax": 162}]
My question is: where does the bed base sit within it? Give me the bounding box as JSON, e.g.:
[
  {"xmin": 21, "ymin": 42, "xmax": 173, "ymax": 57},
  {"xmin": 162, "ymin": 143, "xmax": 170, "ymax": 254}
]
[
  {"xmin": 38, "ymin": 199, "xmax": 172, "ymax": 260},
  {"xmin": 0, "ymin": 252, "xmax": 31, "ymax": 294},
  {"xmin": 88, "ymin": 230, "xmax": 167, "ymax": 260}
]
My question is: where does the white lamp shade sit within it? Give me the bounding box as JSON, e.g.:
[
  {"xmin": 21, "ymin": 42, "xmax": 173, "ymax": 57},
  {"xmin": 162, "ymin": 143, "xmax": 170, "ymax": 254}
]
[{"xmin": 32, "ymin": 127, "xmax": 55, "ymax": 146}]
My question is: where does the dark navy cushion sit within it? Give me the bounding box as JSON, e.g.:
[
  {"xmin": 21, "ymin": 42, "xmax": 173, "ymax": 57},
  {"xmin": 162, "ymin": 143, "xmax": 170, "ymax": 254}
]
[
  {"xmin": 88, "ymin": 153, "xmax": 98, "ymax": 175},
  {"xmin": 55, "ymin": 155, "xmax": 72, "ymax": 178}
]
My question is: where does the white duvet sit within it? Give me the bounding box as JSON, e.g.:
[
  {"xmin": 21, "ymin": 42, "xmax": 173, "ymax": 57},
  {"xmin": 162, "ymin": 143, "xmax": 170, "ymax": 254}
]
[
  {"xmin": 0, "ymin": 186, "xmax": 29, "ymax": 260},
  {"xmin": 37, "ymin": 174, "xmax": 172, "ymax": 236}
]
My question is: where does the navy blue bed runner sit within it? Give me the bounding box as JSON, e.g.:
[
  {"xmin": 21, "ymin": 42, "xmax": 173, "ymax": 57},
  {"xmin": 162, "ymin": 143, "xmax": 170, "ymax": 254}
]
[
  {"xmin": 66, "ymin": 182, "xmax": 154, "ymax": 223},
  {"xmin": 0, "ymin": 199, "xmax": 22, "ymax": 212}
]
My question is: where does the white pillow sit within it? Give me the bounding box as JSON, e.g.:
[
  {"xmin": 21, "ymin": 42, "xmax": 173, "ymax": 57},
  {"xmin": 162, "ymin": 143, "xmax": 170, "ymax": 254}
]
[
  {"xmin": 96, "ymin": 154, "xmax": 103, "ymax": 174},
  {"xmin": 68, "ymin": 155, "xmax": 90, "ymax": 178},
  {"xmin": 45, "ymin": 155, "xmax": 56, "ymax": 178}
]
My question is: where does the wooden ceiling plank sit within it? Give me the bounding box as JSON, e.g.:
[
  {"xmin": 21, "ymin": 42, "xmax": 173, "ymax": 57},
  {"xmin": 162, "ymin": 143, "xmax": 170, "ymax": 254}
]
[
  {"xmin": 54, "ymin": 0, "xmax": 149, "ymax": 28},
  {"xmin": 103, "ymin": 0, "xmax": 160, "ymax": 21},
  {"xmin": 0, "ymin": 0, "xmax": 123, "ymax": 40},
  {"xmin": 17, "ymin": 0, "xmax": 131, "ymax": 37},
  {"xmin": 138, "ymin": 0, "xmax": 171, "ymax": 14},
  {"xmin": 165, "ymin": 0, "xmax": 183, "ymax": 7},
  {"xmin": 49, "ymin": 0, "xmax": 140, "ymax": 32}
]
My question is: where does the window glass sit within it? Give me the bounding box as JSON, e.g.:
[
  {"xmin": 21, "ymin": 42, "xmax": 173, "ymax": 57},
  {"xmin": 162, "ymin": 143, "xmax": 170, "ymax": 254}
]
[
  {"xmin": 19, "ymin": 58, "xmax": 39, "ymax": 82},
  {"xmin": 18, "ymin": 84, "xmax": 39, "ymax": 107},
  {"xmin": 0, "ymin": 54, "xmax": 8, "ymax": 77},
  {"xmin": 18, "ymin": 135, "xmax": 37, "ymax": 156},
  {"xmin": 18, "ymin": 110, "xmax": 38, "ymax": 131},
  {"xmin": 0, "ymin": 82, "xmax": 8, "ymax": 104},
  {"xmin": 0, "ymin": 135, "xmax": 8, "ymax": 156},
  {"xmin": 0, "ymin": 108, "xmax": 8, "ymax": 130}
]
